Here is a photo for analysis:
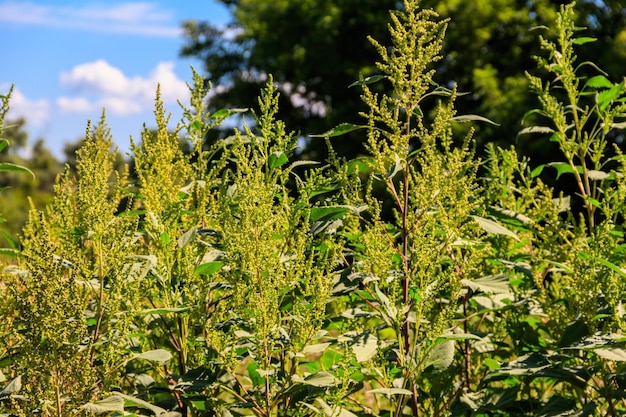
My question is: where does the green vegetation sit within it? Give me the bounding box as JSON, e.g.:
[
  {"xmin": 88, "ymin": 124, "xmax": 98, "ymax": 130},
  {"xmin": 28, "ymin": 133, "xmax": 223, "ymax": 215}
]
[{"xmin": 3, "ymin": 1, "xmax": 626, "ymax": 416}]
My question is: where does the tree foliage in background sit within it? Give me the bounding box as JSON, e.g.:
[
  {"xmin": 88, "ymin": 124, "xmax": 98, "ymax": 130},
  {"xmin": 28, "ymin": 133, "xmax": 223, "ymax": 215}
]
[{"xmin": 181, "ymin": 0, "xmax": 626, "ymax": 161}]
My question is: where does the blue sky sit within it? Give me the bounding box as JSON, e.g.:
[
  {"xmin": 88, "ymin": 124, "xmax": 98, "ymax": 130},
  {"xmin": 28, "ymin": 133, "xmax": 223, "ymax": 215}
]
[{"xmin": 0, "ymin": 0, "xmax": 232, "ymax": 159}]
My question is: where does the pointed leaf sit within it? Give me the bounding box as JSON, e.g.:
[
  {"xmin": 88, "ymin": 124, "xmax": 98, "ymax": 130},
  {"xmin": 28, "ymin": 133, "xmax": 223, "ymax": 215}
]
[
  {"xmin": 177, "ymin": 226, "xmax": 197, "ymax": 249},
  {"xmin": 302, "ymin": 343, "xmax": 331, "ymax": 354},
  {"xmin": 586, "ymin": 75, "xmax": 614, "ymax": 89},
  {"xmin": 573, "ymin": 36, "xmax": 597, "ymax": 45},
  {"xmin": 595, "ymin": 348, "xmax": 626, "ymax": 361},
  {"xmin": 0, "ymin": 375, "xmax": 21, "ymax": 396},
  {"xmin": 113, "ymin": 393, "xmax": 167, "ymax": 415},
  {"xmin": 269, "ymin": 151, "xmax": 289, "ymax": 169},
  {"xmin": 424, "ymin": 340, "xmax": 454, "ymax": 372},
  {"xmin": 471, "ymin": 215, "xmax": 520, "ymax": 241},
  {"xmin": 349, "ymin": 74, "xmax": 386, "ymax": 87},
  {"xmin": 301, "ymin": 371, "xmax": 336, "ymax": 387},
  {"xmin": 0, "ymin": 162, "xmax": 34, "ymax": 178},
  {"xmin": 80, "ymin": 396, "xmax": 125, "ymax": 413},
  {"xmin": 194, "ymin": 261, "xmax": 223, "ymax": 275},
  {"xmin": 310, "ymin": 123, "xmax": 367, "ymax": 138},
  {"xmin": 339, "ymin": 331, "xmax": 378, "ymax": 362},
  {"xmin": 451, "ymin": 114, "xmax": 499, "ymax": 125},
  {"xmin": 518, "ymin": 126, "xmax": 555, "ymax": 135},
  {"xmin": 134, "ymin": 349, "xmax": 172, "ymax": 363},
  {"xmin": 461, "ymin": 273, "xmax": 510, "ymax": 294}
]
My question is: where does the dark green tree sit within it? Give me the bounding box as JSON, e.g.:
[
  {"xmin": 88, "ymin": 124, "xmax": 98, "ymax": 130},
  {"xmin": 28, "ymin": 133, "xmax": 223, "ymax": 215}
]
[{"xmin": 181, "ymin": 0, "xmax": 626, "ymax": 161}]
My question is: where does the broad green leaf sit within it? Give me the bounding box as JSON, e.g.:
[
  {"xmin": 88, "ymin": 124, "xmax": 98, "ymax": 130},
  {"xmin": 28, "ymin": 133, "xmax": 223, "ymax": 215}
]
[
  {"xmin": 0, "ymin": 375, "xmax": 20, "ymax": 396},
  {"xmin": 310, "ymin": 123, "xmax": 367, "ymax": 138},
  {"xmin": 0, "ymin": 139, "xmax": 8, "ymax": 153},
  {"xmin": 177, "ymin": 226, "xmax": 197, "ymax": 249},
  {"xmin": 597, "ymin": 81, "xmax": 624, "ymax": 111},
  {"xmin": 368, "ymin": 388, "xmax": 413, "ymax": 396},
  {"xmin": 424, "ymin": 340, "xmax": 454, "ymax": 372},
  {"xmin": 530, "ymin": 164, "xmax": 545, "ymax": 178},
  {"xmin": 594, "ymin": 348, "xmax": 626, "ymax": 361},
  {"xmin": 349, "ymin": 74, "xmax": 386, "ymax": 87},
  {"xmin": 80, "ymin": 396, "xmax": 125, "ymax": 413},
  {"xmin": 269, "ymin": 151, "xmax": 288, "ymax": 168},
  {"xmin": 113, "ymin": 393, "xmax": 167, "ymax": 416},
  {"xmin": 310, "ymin": 205, "xmax": 365, "ymax": 222},
  {"xmin": 339, "ymin": 331, "xmax": 378, "ymax": 362},
  {"xmin": 461, "ymin": 273, "xmax": 510, "ymax": 294},
  {"xmin": 134, "ymin": 349, "xmax": 172, "ymax": 363},
  {"xmin": 194, "ymin": 261, "xmax": 224, "ymax": 275},
  {"xmin": 489, "ymin": 352, "xmax": 551, "ymax": 376},
  {"xmin": 471, "ymin": 215, "xmax": 520, "ymax": 241},
  {"xmin": 451, "ymin": 114, "xmax": 499, "ymax": 125},
  {"xmin": 302, "ymin": 343, "xmax": 331, "ymax": 354},
  {"xmin": 0, "ymin": 162, "xmax": 34, "ymax": 178},
  {"xmin": 297, "ymin": 371, "xmax": 335, "ymax": 387},
  {"xmin": 586, "ymin": 75, "xmax": 613, "ymax": 89}
]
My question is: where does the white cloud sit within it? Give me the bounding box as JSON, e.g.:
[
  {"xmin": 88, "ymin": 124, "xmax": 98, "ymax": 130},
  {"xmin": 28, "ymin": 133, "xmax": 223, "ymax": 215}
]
[
  {"xmin": 58, "ymin": 60, "xmax": 190, "ymax": 116},
  {"xmin": 0, "ymin": 1, "xmax": 182, "ymax": 37},
  {"xmin": 1, "ymin": 85, "xmax": 51, "ymax": 128}
]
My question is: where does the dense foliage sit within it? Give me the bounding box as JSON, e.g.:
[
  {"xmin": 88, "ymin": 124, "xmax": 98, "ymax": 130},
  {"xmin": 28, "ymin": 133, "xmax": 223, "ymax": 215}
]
[
  {"xmin": 3, "ymin": 1, "xmax": 626, "ymax": 416},
  {"xmin": 181, "ymin": 0, "xmax": 626, "ymax": 161}
]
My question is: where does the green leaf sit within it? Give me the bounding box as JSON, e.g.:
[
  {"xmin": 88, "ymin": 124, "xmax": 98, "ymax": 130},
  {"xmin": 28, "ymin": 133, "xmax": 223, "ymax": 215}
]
[
  {"xmin": 295, "ymin": 371, "xmax": 336, "ymax": 387},
  {"xmin": 471, "ymin": 215, "xmax": 520, "ymax": 241},
  {"xmin": 339, "ymin": 331, "xmax": 378, "ymax": 362},
  {"xmin": 178, "ymin": 226, "xmax": 197, "ymax": 249},
  {"xmin": 573, "ymin": 36, "xmax": 596, "ymax": 45},
  {"xmin": 310, "ymin": 123, "xmax": 367, "ymax": 138},
  {"xmin": 80, "ymin": 396, "xmax": 125, "ymax": 413},
  {"xmin": 451, "ymin": 114, "xmax": 499, "ymax": 125},
  {"xmin": 302, "ymin": 343, "xmax": 332, "ymax": 354},
  {"xmin": 310, "ymin": 205, "xmax": 365, "ymax": 222},
  {"xmin": 349, "ymin": 74, "xmax": 386, "ymax": 87},
  {"xmin": 269, "ymin": 151, "xmax": 288, "ymax": 168},
  {"xmin": 597, "ymin": 81, "xmax": 624, "ymax": 111},
  {"xmin": 586, "ymin": 75, "xmax": 614, "ymax": 89},
  {"xmin": 424, "ymin": 340, "xmax": 454, "ymax": 372},
  {"xmin": 461, "ymin": 273, "xmax": 510, "ymax": 294},
  {"xmin": 0, "ymin": 375, "xmax": 21, "ymax": 396},
  {"xmin": 211, "ymin": 107, "xmax": 248, "ymax": 123},
  {"xmin": 0, "ymin": 162, "xmax": 34, "ymax": 178},
  {"xmin": 113, "ymin": 393, "xmax": 168, "ymax": 416},
  {"xmin": 134, "ymin": 349, "xmax": 172, "ymax": 363},
  {"xmin": 194, "ymin": 261, "xmax": 224, "ymax": 275}
]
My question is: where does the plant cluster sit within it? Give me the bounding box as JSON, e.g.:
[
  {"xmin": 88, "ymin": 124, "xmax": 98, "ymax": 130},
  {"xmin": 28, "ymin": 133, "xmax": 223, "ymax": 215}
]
[{"xmin": 3, "ymin": 1, "xmax": 626, "ymax": 416}]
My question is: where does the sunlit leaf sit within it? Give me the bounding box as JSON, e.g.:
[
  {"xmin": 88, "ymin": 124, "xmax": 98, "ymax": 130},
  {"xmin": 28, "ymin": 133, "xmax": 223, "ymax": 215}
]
[
  {"xmin": 134, "ymin": 349, "xmax": 172, "ymax": 363},
  {"xmin": 349, "ymin": 74, "xmax": 386, "ymax": 87},
  {"xmin": 518, "ymin": 126, "xmax": 555, "ymax": 135},
  {"xmin": 451, "ymin": 114, "xmax": 499, "ymax": 125},
  {"xmin": 461, "ymin": 273, "xmax": 510, "ymax": 294},
  {"xmin": 471, "ymin": 215, "xmax": 520, "ymax": 241},
  {"xmin": 594, "ymin": 348, "xmax": 626, "ymax": 361},
  {"xmin": 194, "ymin": 261, "xmax": 224, "ymax": 275},
  {"xmin": 424, "ymin": 340, "xmax": 454, "ymax": 372},
  {"xmin": 80, "ymin": 396, "xmax": 125, "ymax": 413},
  {"xmin": 586, "ymin": 75, "xmax": 613, "ymax": 89},
  {"xmin": 339, "ymin": 331, "xmax": 378, "ymax": 362}
]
